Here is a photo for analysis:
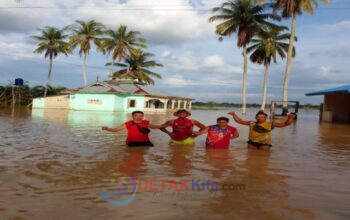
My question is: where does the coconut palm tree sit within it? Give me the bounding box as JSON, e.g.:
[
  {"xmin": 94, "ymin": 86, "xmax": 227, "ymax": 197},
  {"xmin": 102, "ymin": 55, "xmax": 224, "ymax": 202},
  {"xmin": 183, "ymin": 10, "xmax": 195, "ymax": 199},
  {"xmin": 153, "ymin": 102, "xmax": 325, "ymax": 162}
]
[
  {"xmin": 107, "ymin": 50, "xmax": 163, "ymax": 85},
  {"xmin": 209, "ymin": 0, "xmax": 278, "ymax": 115},
  {"xmin": 102, "ymin": 25, "xmax": 147, "ymax": 73},
  {"xmin": 250, "ymin": 0, "xmax": 330, "ymax": 112},
  {"xmin": 247, "ymin": 26, "xmax": 295, "ymax": 110},
  {"xmin": 69, "ymin": 20, "xmax": 105, "ymax": 86},
  {"xmin": 31, "ymin": 26, "xmax": 71, "ymax": 97}
]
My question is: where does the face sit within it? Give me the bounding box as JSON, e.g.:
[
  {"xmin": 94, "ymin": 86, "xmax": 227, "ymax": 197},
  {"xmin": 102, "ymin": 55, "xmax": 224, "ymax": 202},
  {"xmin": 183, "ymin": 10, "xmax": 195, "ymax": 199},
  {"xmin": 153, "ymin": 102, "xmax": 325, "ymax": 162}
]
[
  {"xmin": 256, "ymin": 114, "xmax": 267, "ymax": 123},
  {"xmin": 217, "ymin": 120, "xmax": 228, "ymax": 128},
  {"xmin": 177, "ymin": 112, "xmax": 188, "ymax": 118},
  {"xmin": 132, "ymin": 113, "xmax": 144, "ymax": 121}
]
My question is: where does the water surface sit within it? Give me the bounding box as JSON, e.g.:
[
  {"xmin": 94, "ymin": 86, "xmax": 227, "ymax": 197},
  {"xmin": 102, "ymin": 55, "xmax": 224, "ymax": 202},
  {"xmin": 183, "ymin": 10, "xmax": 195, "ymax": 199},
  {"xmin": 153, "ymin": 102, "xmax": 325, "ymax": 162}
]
[{"xmin": 0, "ymin": 108, "xmax": 349, "ymax": 219}]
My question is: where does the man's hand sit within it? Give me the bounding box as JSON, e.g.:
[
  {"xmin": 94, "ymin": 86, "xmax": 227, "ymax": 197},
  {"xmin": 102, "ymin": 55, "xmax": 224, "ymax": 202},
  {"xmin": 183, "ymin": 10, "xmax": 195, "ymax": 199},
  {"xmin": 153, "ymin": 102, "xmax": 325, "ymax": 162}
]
[{"xmin": 228, "ymin": 112, "xmax": 236, "ymax": 116}]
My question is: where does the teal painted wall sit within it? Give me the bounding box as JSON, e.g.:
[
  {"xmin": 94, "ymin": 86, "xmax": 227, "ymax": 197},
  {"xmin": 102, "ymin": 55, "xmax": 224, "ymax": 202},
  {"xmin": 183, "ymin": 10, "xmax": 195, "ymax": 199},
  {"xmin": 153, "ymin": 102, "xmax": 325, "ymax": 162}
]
[
  {"xmin": 123, "ymin": 95, "xmax": 145, "ymax": 112},
  {"xmin": 69, "ymin": 94, "xmax": 145, "ymax": 111},
  {"xmin": 32, "ymin": 98, "xmax": 45, "ymax": 108},
  {"xmin": 70, "ymin": 94, "xmax": 119, "ymax": 111}
]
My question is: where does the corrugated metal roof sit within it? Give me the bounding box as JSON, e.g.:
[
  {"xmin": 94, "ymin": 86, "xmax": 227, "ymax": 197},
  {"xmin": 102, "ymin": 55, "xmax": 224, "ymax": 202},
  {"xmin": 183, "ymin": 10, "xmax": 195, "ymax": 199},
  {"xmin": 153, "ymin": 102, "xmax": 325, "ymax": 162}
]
[
  {"xmin": 75, "ymin": 81, "xmax": 193, "ymax": 99},
  {"xmin": 305, "ymin": 84, "xmax": 350, "ymax": 96}
]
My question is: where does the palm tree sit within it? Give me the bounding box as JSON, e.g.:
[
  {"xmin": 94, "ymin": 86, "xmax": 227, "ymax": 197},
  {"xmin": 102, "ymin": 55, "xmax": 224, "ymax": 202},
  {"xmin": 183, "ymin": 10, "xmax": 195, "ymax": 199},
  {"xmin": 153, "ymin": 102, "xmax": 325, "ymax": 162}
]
[
  {"xmin": 69, "ymin": 20, "xmax": 105, "ymax": 86},
  {"xmin": 209, "ymin": 0, "xmax": 277, "ymax": 115},
  {"xmin": 247, "ymin": 26, "xmax": 295, "ymax": 110},
  {"xmin": 250, "ymin": 0, "xmax": 330, "ymax": 112},
  {"xmin": 31, "ymin": 26, "xmax": 71, "ymax": 97},
  {"xmin": 107, "ymin": 50, "xmax": 163, "ymax": 85},
  {"xmin": 102, "ymin": 25, "xmax": 147, "ymax": 73}
]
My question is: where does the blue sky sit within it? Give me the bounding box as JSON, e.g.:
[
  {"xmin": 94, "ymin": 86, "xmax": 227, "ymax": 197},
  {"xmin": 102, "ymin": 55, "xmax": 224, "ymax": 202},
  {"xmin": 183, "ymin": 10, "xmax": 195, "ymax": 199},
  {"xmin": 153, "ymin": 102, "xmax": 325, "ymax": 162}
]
[{"xmin": 0, "ymin": 0, "xmax": 350, "ymax": 104}]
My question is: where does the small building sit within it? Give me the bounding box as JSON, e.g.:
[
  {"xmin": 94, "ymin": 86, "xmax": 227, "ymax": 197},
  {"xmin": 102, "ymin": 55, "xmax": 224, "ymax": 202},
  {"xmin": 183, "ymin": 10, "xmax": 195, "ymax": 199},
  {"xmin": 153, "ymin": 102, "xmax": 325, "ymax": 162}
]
[
  {"xmin": 305, "ymin": 84, "xmax": 350, "ymax": 123},
  {"xmin": 33, "ymin": 79, "xmax": 193, "ymax": 113}
]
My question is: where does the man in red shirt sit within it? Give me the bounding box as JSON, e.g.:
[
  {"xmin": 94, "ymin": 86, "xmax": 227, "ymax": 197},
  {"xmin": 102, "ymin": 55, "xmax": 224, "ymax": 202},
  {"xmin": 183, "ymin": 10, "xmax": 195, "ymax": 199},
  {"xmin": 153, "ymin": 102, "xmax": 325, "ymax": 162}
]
[
  {"xmin": 160, "ymin": 109, "xmax": 207, "ymax": 145},
  {"xmin": 102, "ymin": 111, "xmax": 162, "ymax": 147},
  {"xmin": 200, "ymin": 117, "xmax": 239, "ymax": 150}
]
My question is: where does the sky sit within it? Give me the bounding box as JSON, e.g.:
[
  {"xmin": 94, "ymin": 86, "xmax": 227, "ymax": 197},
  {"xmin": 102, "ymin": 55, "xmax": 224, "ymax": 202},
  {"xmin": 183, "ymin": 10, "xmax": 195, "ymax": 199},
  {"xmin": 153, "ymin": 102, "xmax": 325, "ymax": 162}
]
[{"xmin": 1, "ymin": 0, "xmax": 350, "ymax": 105}]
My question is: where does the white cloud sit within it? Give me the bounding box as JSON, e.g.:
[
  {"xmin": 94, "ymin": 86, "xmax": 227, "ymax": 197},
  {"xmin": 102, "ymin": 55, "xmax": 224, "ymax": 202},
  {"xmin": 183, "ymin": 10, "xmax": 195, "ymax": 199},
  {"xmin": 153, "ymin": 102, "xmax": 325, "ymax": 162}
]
[
  {"xmin": 202, "ymin": 55, "xmax": 225, "ymax": 68},
  {"xmin": 162, "ymin": 74, "xmax": 241, "ymax": 88},
  {"xmin": 318, "ymin": 20, "xmax": 350, "ymax": 31}
]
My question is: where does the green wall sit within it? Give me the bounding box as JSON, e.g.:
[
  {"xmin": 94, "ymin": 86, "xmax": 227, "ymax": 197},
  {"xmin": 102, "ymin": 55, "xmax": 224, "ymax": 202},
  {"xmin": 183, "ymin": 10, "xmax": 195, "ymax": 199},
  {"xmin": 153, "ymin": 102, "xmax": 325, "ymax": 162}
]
[
  {"xmin": 32, "ymin": 98, "xmax": 45, "ymax": 108},
  {"xmin": 69, "ymin": 93, "xmax": 145, "ymax": 112}
]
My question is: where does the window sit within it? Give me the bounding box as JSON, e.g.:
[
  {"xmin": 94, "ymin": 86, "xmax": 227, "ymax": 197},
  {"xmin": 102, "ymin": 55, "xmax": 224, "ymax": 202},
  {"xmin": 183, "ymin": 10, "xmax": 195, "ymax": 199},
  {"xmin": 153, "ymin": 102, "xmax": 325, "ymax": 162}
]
[
  {"xmin": 128, "ymin": 99, "xmax": 136, "ymax": 108},
  {"xmin": 87, "ymin": 99, "xmax": 102, "ymax": 105}
]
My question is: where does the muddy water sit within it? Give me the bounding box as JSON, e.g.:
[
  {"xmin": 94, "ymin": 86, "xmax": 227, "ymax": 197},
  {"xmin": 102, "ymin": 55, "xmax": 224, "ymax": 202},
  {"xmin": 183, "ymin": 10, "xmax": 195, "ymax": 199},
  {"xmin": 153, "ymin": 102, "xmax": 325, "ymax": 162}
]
[{"xmin": 0, "ymin": 108, "xmax": 349, "ymax": 220}]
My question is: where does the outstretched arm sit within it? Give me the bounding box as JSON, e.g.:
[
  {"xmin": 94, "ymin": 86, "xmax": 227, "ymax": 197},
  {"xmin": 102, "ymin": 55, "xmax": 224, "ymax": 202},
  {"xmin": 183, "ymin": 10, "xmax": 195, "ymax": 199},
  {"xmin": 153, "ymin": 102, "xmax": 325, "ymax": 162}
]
[
  {"xmin": 228, "ymin": 112, "xmax": 251, "ymax": 126},
  {"xmin": 101, "ymin": 124, "xmax": 126, "ymax": 132},
  {"xmin": 273, "ymin": 113, "xmax": 296, "ymax": 128}
]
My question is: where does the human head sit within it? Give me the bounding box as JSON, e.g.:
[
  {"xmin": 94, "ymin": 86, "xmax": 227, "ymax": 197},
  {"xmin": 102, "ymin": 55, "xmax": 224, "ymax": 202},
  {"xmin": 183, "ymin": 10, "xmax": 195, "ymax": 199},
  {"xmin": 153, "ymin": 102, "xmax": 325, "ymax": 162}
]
[
  {"xmin": 174, "ymin": 109, "xmax": 191, "ymax": 118},
  {"xmin": 132, "ymin": 111, "xmax": 144, "ymax": 121},
  {"xmin": 217, "ymin": 117, "xmax": 229, "ymax": 128},
  {"xmin": 255, "ymin": 110, "xmax": 268, "ymax": 123}
]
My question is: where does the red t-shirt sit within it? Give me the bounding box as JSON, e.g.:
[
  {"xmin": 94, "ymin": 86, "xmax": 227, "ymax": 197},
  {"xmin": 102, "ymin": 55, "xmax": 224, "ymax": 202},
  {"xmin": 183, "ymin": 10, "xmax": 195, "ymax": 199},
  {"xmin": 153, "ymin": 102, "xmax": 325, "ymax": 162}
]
[
  {"xmin": 206, "ymin": 125, "xmax": 237, "ymax": 149},
  {"xmin": 172, "ymin": 118, "xmax": 194, "ymax": 141},
  {"xmin": 124, "ymin": 120, "xmax": 150, "ymax": 143}
]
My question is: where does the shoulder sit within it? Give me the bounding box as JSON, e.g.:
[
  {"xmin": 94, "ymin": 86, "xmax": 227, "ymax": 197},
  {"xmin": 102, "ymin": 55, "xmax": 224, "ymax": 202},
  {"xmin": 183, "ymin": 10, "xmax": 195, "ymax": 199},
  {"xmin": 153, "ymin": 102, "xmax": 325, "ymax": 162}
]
[
  {"xmin": 125, "ymin": 120, "xmax": 133, "ymax": 126},
  {"xmin": 142, "ymin": 120, "xmax": 150, "ymax": 124},
  {"xmin": 228, "ymin": 125, "xmax": 237, "ymax": 132},
  {"xmin": 208, "ymin": 125, "xmax": 217, "ymax": 129}
]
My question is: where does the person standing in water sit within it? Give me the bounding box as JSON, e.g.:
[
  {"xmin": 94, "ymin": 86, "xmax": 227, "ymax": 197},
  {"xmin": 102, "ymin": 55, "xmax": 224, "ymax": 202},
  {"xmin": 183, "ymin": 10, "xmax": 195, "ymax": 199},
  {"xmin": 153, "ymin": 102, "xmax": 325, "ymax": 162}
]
[
  {"xmin": 229, "ymin": 111, "xmax": 296, "ymax": 150},
  {"xmin": 102, "ymin": 111, "xmax": 163, "ymax": 147},
  {"xmin": 203, "ymin": 117, "xmax": 239, "ymax": 150},
  {"xmin": 160, "ymin": 109, "xmax": 207, "ymax": 145}
]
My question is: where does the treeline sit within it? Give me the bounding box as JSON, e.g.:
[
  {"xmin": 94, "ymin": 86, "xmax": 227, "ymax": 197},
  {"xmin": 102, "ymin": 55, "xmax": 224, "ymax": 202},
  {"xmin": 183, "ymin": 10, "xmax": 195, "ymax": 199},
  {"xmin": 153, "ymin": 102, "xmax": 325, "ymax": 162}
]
[{"xmin": 0, "ymin": 84, "xmax": 66, "ymax": 107}]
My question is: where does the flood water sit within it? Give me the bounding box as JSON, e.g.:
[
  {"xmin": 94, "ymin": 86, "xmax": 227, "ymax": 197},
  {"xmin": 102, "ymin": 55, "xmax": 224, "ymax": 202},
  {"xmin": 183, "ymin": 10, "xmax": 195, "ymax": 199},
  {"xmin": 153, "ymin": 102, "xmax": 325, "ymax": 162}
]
[{"xmin": 0, "ymin": 108, "xmax": 349, "ymax": 220}]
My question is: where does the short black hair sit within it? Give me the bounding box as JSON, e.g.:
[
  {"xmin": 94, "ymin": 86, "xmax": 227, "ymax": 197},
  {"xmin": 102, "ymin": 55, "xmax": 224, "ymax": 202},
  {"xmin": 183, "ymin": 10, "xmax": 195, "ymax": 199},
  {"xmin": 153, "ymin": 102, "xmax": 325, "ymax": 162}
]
[
  {"xmin": 255, "ymin": 110, "xmax": 268, "ymax": 117},
  {"xmin": 132, "ymin": 111, "xmax": 144, "ymax": 116},
  {"xmin": 217, "ymin": 117, "xmax": 229, "ymax": 122}
]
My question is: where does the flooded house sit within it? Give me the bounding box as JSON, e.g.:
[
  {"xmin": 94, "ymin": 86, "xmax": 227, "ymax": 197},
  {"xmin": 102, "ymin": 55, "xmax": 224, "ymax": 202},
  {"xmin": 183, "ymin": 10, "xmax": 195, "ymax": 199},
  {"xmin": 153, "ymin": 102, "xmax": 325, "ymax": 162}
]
[
  {"xmin": 306, "ymin": 84, "xmax": 350, "ymax": 123},
  {"xmin": 32, "ymin": 79, "xmax": 193, "ymax": 113}
]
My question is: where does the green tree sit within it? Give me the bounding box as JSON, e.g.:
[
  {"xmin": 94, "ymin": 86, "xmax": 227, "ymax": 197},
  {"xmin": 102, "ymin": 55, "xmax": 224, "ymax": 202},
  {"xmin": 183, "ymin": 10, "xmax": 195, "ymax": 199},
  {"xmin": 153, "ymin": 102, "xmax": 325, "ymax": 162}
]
[
  {"xmin": 209, "ymin": 0, "xmax": 277, "ymax": 114},
  {"xmin": 108, "ymin": 50, "xmax": 163, "ymax": 85},
  {"xmin": 247, "ymin": 26, "xmax": 295, "ymax": 110},
  {"xmin": 102, "ymin": 25, "xmax": 147, "ymax": 73},
  {"xmin": 251, "ymin": 0, "xmax": 331, "ymax": 111},
  {"xmin": 31, "ymin": 26, "xmax": 71, "ymax": 97},
  {"xmin": 69, "ymin": 20, "xmax": 105, "ymax": 86}
]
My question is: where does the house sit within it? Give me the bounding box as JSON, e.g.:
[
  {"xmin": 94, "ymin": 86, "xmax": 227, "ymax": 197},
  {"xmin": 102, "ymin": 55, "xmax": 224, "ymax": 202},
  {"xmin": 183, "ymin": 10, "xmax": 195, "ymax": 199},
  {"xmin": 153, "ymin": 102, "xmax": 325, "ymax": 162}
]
[
  {"xmin": 305, "ymin": 84, "xmax": 350, "ymax": 123},
  {"xmin": 32, "ymin": 79, "xmax": 193, "ymax": 113}
]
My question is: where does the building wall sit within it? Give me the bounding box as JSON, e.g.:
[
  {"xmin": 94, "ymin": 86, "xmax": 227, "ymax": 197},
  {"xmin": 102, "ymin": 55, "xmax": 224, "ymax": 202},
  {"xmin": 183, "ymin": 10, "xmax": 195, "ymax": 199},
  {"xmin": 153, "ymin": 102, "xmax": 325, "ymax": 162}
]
[
  {"xmin": 69, "ymin": 94, "xmax": 145, "ymax": 112},
  {"xmin": 32, "ymin": 95, "xmax": 69, "ymax": 109},
  {"xmin": 70, "ymin": 94, "xmax": 120, "ymax": 111},
  {"xmin": 322, "ymin": 94, "xmax": 350, "ymax": 123},
  {"xmin": 32, "ymin": 98, "xmax": 45, "ymax": 108},
  {"xmin": 123, "ymin": 95, "xmax": 145, "ymax": 112}
]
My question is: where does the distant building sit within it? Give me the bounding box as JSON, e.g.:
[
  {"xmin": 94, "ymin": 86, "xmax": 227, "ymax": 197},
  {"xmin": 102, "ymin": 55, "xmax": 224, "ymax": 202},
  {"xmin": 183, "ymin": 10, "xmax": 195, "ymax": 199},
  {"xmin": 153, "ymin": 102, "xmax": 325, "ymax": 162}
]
[
  {"xmin": 33, "ymin": 79, "xmax": 193, "ymax": 113},
  {"xmin": 306, "ymin": 84, "xmax": 350, "ymax": 123}
]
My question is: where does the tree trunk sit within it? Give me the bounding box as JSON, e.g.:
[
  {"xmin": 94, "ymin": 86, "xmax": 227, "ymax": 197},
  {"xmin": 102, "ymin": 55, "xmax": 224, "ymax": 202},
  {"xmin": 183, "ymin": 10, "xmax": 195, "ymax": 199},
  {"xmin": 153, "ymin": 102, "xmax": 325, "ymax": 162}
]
[
  {"xmin": 110, "ymin": 59, "xmax": 115, "ymax": 76},
  {"xmin": 261, "ymin": 64, "xmax": 269, "ymax": 111},
  {"xmin": 282, "ymin": 15, "xmax": 297, "ymax": 109},
  {"xmin": 242, "ymin": 45, "xmax": 248, "ymax": 115},
  {"xmin": 82, "ymin": 53, "xmax": 88, "ymax": 86},
  {"xmin": 44, "ymin": 58, "xmax": 53, "ymax": 97}
]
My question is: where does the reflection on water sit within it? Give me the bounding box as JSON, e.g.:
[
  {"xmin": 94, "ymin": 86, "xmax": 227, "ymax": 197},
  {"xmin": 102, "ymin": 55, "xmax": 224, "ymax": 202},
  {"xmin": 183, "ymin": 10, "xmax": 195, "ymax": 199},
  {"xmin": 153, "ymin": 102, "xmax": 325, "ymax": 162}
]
[{"xmin": 0, "ymin": 108, "xmax": 349, "ymax": 219}]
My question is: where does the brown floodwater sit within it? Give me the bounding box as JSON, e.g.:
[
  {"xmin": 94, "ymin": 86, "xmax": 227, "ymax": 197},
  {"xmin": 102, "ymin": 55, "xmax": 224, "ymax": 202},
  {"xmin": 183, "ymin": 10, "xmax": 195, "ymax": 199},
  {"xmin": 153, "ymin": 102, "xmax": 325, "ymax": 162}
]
[{"xmin": 0, "ymin": 108, "xmax": 349, "ymax": 220}]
